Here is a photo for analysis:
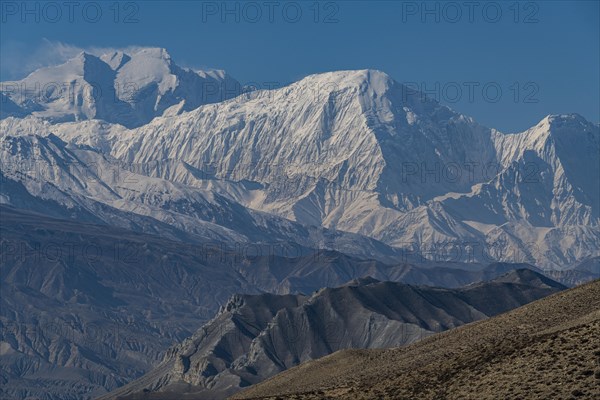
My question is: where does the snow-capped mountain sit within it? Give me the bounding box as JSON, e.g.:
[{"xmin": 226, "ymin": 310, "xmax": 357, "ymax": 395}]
[
  {"xmin": 0, "ymin": 48, "xmax": 241, "ymax": 127},
  {"xmin": 1, "ymin": 54, "xmax": 599, "ymax": 270}
]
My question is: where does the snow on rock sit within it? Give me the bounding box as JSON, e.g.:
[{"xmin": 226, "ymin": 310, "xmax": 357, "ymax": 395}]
[{"xmin": 1, "ymin": 58, "xmax": 599, "ymax": 269}]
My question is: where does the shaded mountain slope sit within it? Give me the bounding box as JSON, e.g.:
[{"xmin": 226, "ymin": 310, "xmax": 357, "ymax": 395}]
[
  {"xmin": 234, "ymin": 279, "xmax": 600, "ymax": 400},
  {"xmin": 106, "ymin": 270, "xmax": 565, "ymax": 400}
]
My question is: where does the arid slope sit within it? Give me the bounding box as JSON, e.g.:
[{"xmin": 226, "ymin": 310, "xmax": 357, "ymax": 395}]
[{"xmin": 234, "ymin": 279, "xmax": 600, "ymax": 400}]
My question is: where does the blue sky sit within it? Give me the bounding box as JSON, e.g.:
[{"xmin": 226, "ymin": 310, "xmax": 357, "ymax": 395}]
[{"xmin": 1, "ymin": 0, "xmax": 598, "ymax": 132}]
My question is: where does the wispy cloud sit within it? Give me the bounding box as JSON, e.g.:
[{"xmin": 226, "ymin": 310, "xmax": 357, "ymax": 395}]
[{"xmin": 0, "ymin": 39, "xmax": 146, "ymax": 80}]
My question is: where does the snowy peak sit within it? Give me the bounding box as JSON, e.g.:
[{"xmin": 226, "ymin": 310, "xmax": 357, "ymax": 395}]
[
  {"xmin": 294, "ymin": 69, "xmax": 393, "ymax": 92},
  {"xmin": 544, "ymin": 113, "xmax": 595, "ymax": 132},
  {"xmin": 75, "ymin": 50, "xmax": 97, "ymax": 62},
  {"xmin": 112, "ymin": 47, "xmax": 176, "ymax": 91},
  {"xmin": 134, "ymin": 47, "xmax": 172, "ymax": 60},
  {"xmin": 27, "ymin": 51, "xmax": 90, "ymax": 79},
  {"xmin": 495, "ymin": 113, "xmax": 599, "ymax": 190},
  {"xmin": 99, "ymin": 47, "xmax": 173, "ymax": 73},
  {"xmin": 19, "ymin": 51, "xmax": 112, "ymax": 88},
  {"xmin": 512, "ymin": 114, "xmax": 596, "ymax": 150},
  {"xmin": 0, "ymin": 48, "xmax": 241, "ymax": 127},
  {"xmin": 100, "ymin": 50, "xmax": 131, "ymax": 70},
  {"xmin": 286, "ymin": 68, "xmax": 441, "ymax": 113}
]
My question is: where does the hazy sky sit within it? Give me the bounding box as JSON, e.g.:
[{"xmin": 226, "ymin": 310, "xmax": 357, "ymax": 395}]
[{"xmin": 1, "ymin": 0, "xmax": 598, "ymax": 131}]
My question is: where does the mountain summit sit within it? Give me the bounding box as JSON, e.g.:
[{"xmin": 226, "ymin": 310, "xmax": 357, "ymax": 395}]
[{"xmin": 0, "ymin": 48, "xmax": 241, "ymax": 127}]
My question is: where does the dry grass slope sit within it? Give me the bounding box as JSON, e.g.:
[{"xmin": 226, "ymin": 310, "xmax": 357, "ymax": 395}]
[{"xmin": 233, "ymin": 279, "xmax": 600, "ymax": 400}]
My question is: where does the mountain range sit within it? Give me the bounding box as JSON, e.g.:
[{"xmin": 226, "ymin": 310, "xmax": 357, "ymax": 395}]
[
  {"xmin": 0, "ymin": 47, "xmax": 598, "ymax": 399},
  {"xmin": 2, "ymin": 48, "xmax": 599, "ymax": 270}
]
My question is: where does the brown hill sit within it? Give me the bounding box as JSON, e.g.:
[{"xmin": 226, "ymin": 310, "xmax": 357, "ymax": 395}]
[{"xmin": 233, "ymin": 279, "xmax": 600, "ymax": 400}]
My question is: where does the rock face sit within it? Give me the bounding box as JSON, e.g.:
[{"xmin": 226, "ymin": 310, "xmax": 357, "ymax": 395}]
[{"xmin": 104, "ymin": 270, "xmax": 565, "ymax": 400}]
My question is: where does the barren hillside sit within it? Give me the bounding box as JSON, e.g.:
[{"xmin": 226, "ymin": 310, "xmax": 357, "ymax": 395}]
[{"xmin": 234, "ymin": 279, "xmax": 600, "ymax": 400}]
